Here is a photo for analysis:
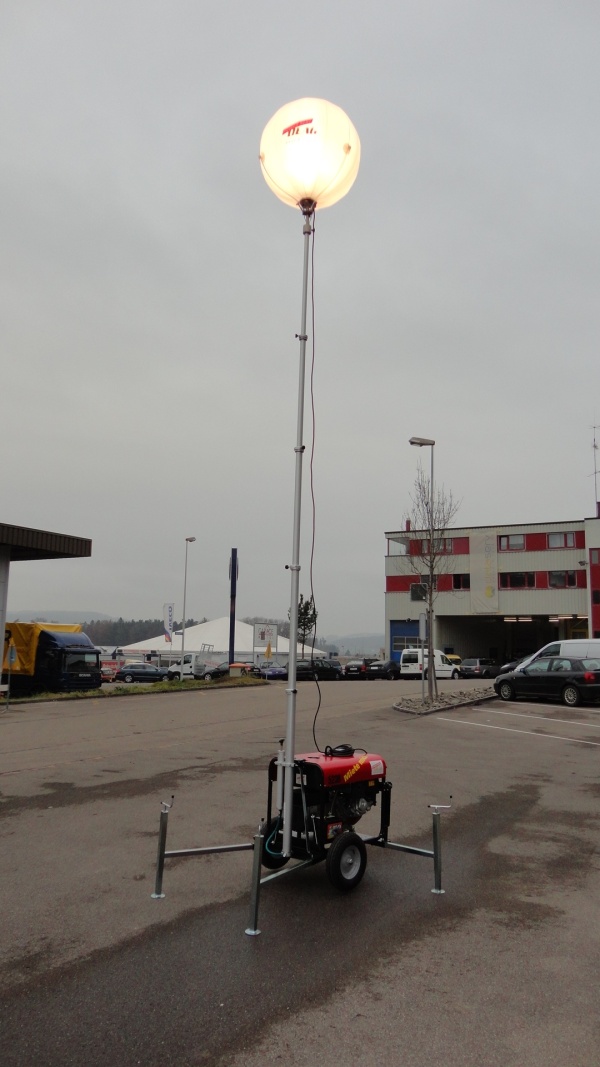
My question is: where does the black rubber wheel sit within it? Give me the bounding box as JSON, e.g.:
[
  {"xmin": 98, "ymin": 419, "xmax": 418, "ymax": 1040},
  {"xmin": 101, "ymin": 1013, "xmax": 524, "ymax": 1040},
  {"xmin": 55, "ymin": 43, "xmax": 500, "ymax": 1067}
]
[
  {"xmin": 124, "ymin": 673, "xmax": 134, "ymax": 683},
  {"xmin": 562, "ymin": 684, "xmax": 580, "ymax": 707},
  {"xmin": 261, "ymin": 819, "xmax": 289, "ymax": 870},
  {"xmin": 498, "ymin": 680, "xmax": 514, "ymax": 701},
  {"xmin": 451, "ymin": 670, "xmax": 459, "ymax": 680},
  {"xmin": 203, "ymin": 672, "xmax": 213, "ymax": 681},
  {"xmin": 326, "ymin": 831, "xmax": 367, "ymax": 892}
]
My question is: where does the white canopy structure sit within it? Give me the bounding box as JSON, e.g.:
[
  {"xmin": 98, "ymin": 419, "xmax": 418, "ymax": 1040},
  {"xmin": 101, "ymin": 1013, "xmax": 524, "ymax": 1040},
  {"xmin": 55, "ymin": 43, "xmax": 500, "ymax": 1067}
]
[{"xmin": 121, "ymin": 616, "xmax": 324, "ymax": 661}]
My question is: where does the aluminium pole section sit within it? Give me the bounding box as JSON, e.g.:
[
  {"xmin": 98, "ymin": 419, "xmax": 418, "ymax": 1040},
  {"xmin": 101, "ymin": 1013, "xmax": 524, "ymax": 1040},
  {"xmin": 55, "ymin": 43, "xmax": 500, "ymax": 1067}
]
[
  {"xmin": 282, "ymin": 206, "xmax": 313, "ymax": 859},
  {"xmin": 180, "ymin": 540, "xmax": 189, "ymax": 680},
  {"xmin": 428, "ymin": 445, "xmax": 435, "ymax": 700}
]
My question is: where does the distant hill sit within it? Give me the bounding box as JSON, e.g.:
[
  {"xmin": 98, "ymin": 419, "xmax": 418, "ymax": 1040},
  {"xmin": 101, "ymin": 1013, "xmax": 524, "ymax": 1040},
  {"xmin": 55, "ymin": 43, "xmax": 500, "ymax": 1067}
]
[
  {"xmin": 9, "ymin": 610, "xmax": 113, "ymax": 624},
  {"xmin": 323, "ymin": 633, "xmax": 385, "ymax": 656}
]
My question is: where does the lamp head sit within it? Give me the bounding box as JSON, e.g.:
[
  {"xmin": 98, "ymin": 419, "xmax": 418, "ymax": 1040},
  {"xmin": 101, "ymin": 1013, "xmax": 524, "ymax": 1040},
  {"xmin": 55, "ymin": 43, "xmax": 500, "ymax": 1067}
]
[
  {"xmin": 260, "ymin": 98, "xmax": 360, "ymax": 212},
  {"xmin": 186, "ymin": 536, "xmax": 196, "ymax": 543},
  {"xmin": 409, "ymin": 436, "xmax": 435, "ymax": 447}
]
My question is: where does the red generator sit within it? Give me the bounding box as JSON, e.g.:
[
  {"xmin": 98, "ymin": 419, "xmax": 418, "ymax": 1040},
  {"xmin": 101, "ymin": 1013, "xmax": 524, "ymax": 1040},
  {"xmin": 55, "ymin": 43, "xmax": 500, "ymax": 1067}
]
[{"xmin": 262, "ymin": 746, "xmax": 391, "ymax": 890}]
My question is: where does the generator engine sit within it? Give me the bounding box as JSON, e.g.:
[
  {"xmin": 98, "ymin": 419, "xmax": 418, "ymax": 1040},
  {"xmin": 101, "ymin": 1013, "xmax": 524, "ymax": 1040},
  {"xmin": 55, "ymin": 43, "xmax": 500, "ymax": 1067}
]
[{"xmin": 263, "ymin": 746, "xmax": 390, "ymax": 890}]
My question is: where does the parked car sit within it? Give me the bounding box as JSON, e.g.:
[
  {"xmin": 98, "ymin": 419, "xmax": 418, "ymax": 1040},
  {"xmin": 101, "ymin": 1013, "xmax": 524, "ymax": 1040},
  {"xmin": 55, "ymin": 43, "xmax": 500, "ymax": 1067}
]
[
  {"xmin": 100, "ymin": 665, "xmax": 116, "ymax": 683},
  {"xmin": 259, "ymin": 663, "xmax": 288, "ymax": 680},
  {"xmin": 497, "ymin": 655, "xmax": 532, "ymax": 676},
  {"xmin": 342, "ymin": 658, "xmax": 375, "ymax": 679},
  {"xmin": 494, "ymin": 656, "xmax": 600, "ymax": 707},
  {"xmin": 231, "ymin": 662, "xmax": 260, "ymax": 675},
  {"xmin": 113, "ymin": 663, "xmax": 169, "ymax": 683},
  {"xmin": 499, "ymin": 640, "xmax": 600, "ymax": 677},
  {"xmin": 167, "ymin": 659, "xmax": 231, "ymax": 682},
  {"xmin": 460, "ymin": 658, "xmax": 500, "ymax": 679},
  {"xmin": 399, "ymin": 649, "xmax": 461, "ymax": 679},
  {"xmin": 367, "ymin": 659, "xmax": 401, "ymax": 680},
  {"xmin": 295, "ymin": 659, "xmax": 342, "ymax": 681},
  {"xmin": 445, "ymin": 654, "xmax": 462, "ymax": 668},
  {"xmin": 199, "ymin": 662, "xmax": 230, "ymax": 681}
]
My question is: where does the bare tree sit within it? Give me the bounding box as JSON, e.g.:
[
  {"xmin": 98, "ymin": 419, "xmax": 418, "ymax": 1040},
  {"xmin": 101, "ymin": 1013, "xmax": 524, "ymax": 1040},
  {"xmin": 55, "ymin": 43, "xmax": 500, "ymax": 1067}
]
[{"xmin": 403, "ymin": 467, "xmax": 460, "ymax": 700}]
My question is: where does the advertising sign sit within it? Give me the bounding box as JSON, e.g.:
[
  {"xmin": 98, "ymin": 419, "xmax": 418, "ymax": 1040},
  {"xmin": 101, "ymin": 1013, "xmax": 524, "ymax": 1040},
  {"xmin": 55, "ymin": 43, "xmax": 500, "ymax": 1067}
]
[
  {"xmin": 163, "ymin": 603, "xmax": 175, "ymax": 643},
  {"xmin": 254, "ymin": 623, "xmax": 278, "ymax": 649}
]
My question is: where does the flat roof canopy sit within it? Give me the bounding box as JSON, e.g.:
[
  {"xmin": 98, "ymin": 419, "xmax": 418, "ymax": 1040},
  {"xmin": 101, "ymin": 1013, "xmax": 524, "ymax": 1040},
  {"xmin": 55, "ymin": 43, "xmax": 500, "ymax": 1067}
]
[{"xmin": 0, "ymin": 523, "xmax": 92, "ymax": 562}]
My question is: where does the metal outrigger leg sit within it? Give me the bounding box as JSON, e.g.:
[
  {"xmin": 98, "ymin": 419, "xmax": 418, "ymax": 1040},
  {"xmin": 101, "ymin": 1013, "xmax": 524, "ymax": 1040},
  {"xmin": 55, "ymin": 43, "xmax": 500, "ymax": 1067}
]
[
  {"xmin": 150, "ymin": 796, "xmax": 254, "ymax": 901},
  {"xmin": 370, "ymin": 783, "xmax": 452, "ymax": 894}
]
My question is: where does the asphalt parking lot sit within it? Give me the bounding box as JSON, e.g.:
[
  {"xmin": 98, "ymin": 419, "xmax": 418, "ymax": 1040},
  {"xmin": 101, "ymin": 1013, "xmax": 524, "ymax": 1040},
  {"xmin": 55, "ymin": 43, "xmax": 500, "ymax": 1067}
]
[{"xmin": 1, "ymin": 679, "xmax": 599, "ymax": 1066}]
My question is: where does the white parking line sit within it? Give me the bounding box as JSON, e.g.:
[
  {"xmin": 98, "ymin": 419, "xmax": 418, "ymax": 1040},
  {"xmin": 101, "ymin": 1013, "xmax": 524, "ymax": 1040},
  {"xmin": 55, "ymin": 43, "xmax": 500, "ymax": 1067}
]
[
  {"xmin": 485, "ymin": 707, "xmax": 600, "ymax": 730},
  {"xmin": 438, "ymin": 717, "xmax": 600, "ymax": 746}
]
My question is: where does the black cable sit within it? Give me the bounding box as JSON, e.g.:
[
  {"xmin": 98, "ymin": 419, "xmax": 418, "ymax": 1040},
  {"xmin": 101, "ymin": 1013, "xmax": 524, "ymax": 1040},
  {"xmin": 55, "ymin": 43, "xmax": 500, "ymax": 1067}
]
[{"xmin": 305, "ymin": 218, "xmax": 324, "ymax": 752}]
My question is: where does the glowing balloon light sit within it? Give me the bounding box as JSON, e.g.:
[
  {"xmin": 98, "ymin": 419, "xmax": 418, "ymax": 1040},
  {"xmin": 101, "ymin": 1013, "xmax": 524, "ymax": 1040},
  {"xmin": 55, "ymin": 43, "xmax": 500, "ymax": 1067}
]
[{"xmin": 259, "ymin": 97, "xmax": 360, "ymax": 211}]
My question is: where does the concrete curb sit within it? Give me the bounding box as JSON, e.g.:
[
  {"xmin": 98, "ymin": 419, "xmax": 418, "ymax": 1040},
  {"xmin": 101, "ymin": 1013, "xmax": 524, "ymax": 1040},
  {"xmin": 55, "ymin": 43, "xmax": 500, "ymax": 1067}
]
[{"xmin": 392, "ymin": 691, "xmax": 498, "ymax": 716}]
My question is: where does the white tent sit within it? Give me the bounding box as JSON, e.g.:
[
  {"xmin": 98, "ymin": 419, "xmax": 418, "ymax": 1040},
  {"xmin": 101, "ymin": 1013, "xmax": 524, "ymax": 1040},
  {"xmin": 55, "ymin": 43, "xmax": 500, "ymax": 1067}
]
[{"xmin": 121, "ymin": 616, "xmax": 324, "ymax": 661}]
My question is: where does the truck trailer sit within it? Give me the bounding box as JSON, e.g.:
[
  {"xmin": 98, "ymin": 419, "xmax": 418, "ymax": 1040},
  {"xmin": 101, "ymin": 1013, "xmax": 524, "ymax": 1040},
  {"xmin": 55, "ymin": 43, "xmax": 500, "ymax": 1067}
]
[{"xmin": 2, "ymin": 622, "xmax": 101, "ymax": 694}]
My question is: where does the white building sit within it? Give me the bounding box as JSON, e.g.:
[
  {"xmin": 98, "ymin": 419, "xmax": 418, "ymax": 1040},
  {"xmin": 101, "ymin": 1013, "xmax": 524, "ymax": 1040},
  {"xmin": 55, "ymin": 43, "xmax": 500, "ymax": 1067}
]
[{"xmin": 385, "ymin": 516, "xmax": 600, "ymax": 663}]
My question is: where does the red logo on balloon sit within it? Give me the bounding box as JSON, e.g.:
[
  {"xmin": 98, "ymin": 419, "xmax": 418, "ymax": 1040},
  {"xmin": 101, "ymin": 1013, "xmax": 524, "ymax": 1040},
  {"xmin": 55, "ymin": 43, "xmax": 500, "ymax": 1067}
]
[{"xmin": 282, "ymin": 119, "xmax": 315, "ymax": 137}]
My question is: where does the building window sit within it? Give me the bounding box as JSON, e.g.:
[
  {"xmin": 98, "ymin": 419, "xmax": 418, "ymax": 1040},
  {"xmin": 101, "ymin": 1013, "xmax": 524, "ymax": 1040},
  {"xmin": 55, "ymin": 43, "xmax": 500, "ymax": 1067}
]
[
  {"xmin": 392, "ymin": 637, "xmax": 417, "ymax": 651},
  {"xmin": 548, "ymin": 570, "xmax": 577, "ymax": 588},
  {"xmin": 591, "ymin": 549, "xmax": 600, "ymax": 565},
  {"xmin": 452, "ymin": 574, "xmax": 471, "ymax": 589},
  {"xmin": 421, "ymin": 537, "xmax": 453, "ymax": 554},
  {"xmin": 593, "ymin": 591, "xmax": 600, "ymax": 605},
  {"xmin": 499, "ymin": 572, "xmax": 535, "ymax": 589},
  {"xmin": 548, "ymin": 531, "xmax": 575, "ymax": 549},
  {"xmin": 410, "ymin": 583, "xmax": 427, "ymax": 601},
  {"xmin": 498, "ymin": 534, "xmax": 525, "ymax": 551}
]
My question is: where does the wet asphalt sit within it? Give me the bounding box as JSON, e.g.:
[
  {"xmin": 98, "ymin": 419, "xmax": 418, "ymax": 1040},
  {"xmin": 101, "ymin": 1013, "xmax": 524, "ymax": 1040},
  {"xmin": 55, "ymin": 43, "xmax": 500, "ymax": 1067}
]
[{"xmin": 1, "ymin": 679, "xmax": 599, "ymax": 1066}]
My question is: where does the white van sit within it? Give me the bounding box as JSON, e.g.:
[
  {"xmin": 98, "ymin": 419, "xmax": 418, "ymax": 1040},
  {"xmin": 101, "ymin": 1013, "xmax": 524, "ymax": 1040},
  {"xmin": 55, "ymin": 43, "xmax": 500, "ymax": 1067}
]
[
  {"xmin": 512, "ymin": 639, "xmax": 600, "ymax": 673},
  {"xmin": 399, "ymin": 648, "xmax": 461, "ymax": 679},
  {"xmin": 167, "ymin": 653, "xmax": 220, "ymax": 681}
]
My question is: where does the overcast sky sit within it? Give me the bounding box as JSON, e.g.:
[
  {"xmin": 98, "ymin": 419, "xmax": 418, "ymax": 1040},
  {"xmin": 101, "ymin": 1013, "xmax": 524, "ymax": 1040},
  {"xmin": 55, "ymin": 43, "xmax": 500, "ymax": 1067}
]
[{"xmin": 2, "ymin": 2, "xmax": 599, "ymax": 636}]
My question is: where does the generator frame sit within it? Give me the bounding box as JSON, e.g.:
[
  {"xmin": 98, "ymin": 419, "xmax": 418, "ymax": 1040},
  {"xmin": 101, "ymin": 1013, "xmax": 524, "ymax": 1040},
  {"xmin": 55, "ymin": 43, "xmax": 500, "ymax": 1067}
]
[{"xmin": 151, "ymin": 752, "xmax": 450, "ymax": 936}]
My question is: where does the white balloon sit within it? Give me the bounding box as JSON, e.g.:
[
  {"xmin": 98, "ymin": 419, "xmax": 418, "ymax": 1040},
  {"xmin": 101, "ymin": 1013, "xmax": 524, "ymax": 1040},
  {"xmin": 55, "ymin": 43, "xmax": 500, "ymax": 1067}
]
[{"xmin": 260, "ymin": 98, "xmax": 360, "ymax": 210}]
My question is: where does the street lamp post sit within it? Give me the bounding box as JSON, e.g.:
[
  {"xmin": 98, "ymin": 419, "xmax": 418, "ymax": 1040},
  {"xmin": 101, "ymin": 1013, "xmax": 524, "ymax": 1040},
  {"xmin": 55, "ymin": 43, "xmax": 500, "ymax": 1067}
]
[
  {"xmin": 179, "ymin": 536, "xmax": 196, "ymax": 681},
  {"xmin": 409, "ymin": 437, "xmax": 435, "ymax": 699},
  {"xmin": 260, "ymin": 98, "xmax": 360, "ymax": 856}
]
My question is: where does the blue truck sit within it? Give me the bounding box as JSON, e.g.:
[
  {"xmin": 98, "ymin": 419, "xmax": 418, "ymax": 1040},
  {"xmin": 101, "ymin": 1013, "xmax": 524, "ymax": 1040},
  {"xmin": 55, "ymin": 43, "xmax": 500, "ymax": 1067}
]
[{"xmin": 2, "ymin": 622, "xmax": 101, "ymax": 694}]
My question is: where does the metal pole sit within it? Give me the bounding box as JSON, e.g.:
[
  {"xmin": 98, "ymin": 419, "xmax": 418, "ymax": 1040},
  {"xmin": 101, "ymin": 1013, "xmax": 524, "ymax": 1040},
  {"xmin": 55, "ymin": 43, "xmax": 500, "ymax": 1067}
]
[
  {"xmin": 151, "ymin": 798, "xmax": 173, "ymax": 899},
  {"xmin": 228, "ymin": 548, "xmax": 238, "ymax": 665},
  {"xmin": 431, "ymin": 810, "xmax": 444, "ymax": 893},
  {"xmin": 245, "ymin": 823, "xmax": 266, "ymax": 936},
  {"xmin": 429, "ymin": 800, "xmax": 451, "ymax": 893},
  {"xmin": 282, "ymin": 205, "xmax": 313, "ymax": 858},
  {"xmin": 428, "ymin": 444, "xmax": 435, "ymax": 699},
  {"xmin": 180, "ymin": 536, "xmax": 195, "ymax": 680}
]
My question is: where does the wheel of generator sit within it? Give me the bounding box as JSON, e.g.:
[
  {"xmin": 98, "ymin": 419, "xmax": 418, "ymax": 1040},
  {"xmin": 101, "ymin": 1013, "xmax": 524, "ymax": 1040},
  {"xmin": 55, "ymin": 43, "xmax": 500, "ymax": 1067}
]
[
  {"xmin": 261, "ymin": 819, "xmax": 289, "ymax": 870},
  {"xmin": 326, "ymin": 831, "xmax": 367, "ymax": 892}
]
